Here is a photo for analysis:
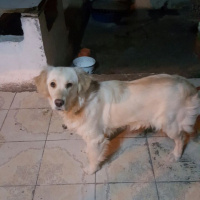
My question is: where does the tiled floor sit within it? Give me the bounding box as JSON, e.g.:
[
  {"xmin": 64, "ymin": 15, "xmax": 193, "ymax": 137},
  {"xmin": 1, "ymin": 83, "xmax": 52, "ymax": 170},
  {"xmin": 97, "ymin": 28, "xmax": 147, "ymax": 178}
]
[{"xmin": 0, "ymin": 89, "xmax": 200, "ymax": 200}]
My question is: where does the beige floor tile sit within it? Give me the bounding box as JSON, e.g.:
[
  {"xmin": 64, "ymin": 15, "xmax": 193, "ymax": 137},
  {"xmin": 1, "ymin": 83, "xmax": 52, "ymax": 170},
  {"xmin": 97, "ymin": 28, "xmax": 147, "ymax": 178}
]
[
  {"xmin": 0, "ymin": 110, "xmax": 7, "ymax": 129},
  {"xmin": 96, "ymin": 183, "xmax": 158, "ymax": 200},
  {"xmin": 96, "ymin": 138, "xmax": 154, "ymax": 183},
  {"xmin": 34, "ymin": 184, "xmax": 95, "ymax": 200},
  {"xmin": 11, "ymin": 92, "xmax": 50, "ymax": 109},
  {"xmin": 0, "ymin": 92, "xmax": 15, "ymax": 109},
  {"xmin": 148, "ymin": 137, "xmax": 200, "ymax": 181},
  {"xmin": 157, "ymin": 182, "xmax": 200, "ymax": 200},
  {"xmin": 0, "ymin": 141, "xmax": 44, "ymax": 186},
  {"xmin": 47, "ymin": 111, "xmax": 81, "ymax": 140},
  {"xmin": 0, "ymin": 109, "xmax": 51, "ymax": 142},
  {"xmin": 0, "ymin": 186, "xmax": 34, "ymax": 200},
  {"xmin": 37, "ymin": 140, "xmax": 95, "ymax": 184}
]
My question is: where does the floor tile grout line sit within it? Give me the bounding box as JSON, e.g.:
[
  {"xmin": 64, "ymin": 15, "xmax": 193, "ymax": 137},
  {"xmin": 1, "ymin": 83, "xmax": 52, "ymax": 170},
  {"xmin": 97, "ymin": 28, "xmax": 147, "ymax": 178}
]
[
  {"xmin": 0, "ymin": 93, "xmax": 16, "ymax": 131},
  {"xmin": 32, "ymin": 110, "xmax": 53, "ymax": 200},
  {"xmin": 155, "ymin": 180, "xmax": 200, "ymax": 183},
  {"xmin": 0, "ymin": 108, "xmax": 9, "ymax": 111},
  {"xmin": 0, "ymin": 140, "xmax": 48, "ymax": 143},
  {"xmin": 146, "ymin": 136, "xmax": 160, "ymax": 200},
  {"xmin": 0, "ymin": 183, "xmax": 97, "ymax": 188},
  {"xmin": 0, "ymin": 138, "xmax": 84, "ymax": 143},
  {"xmin": 95, "ymin": 180, "xmax": 200, "ymax": 184},
  {"xmin": 0, "ymin": 185, "xmax": 36, "ymax": 188},
  {"xmin": 0, "ymin": 136, "xmax": 170, "ymax": 143},
  {"xmin": 36, "ymin": 183, "xmax": 96, "ymax": 186},
  {"xmin": 0, "ymin": 136, "xmax": 171, "ymax": 144},
  {"xmin": 32, "ymin": 143, "xmax": 46, "ymax": 200},
  {"xmin": 1, "ymin": 180, "xmax": 200, "ymax": 188},
  {"xmin": 9, "ymin": 107, "xmax": 51, "ymax": 110},
  {"xmin": 8, "ymin": 93, "xmax": 16, "ymax": 110},
  {"xmin": 0, "ymin": 110, "xmax": 9, "ymax": 132},
  {"xmin": 95, "ymin": 172, "xmax": 97, "ymax": 200}
]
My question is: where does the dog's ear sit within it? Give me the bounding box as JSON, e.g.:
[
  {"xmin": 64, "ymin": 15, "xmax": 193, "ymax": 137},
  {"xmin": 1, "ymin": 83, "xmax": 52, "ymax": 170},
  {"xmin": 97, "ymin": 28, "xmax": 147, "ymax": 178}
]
[
  {"xmin": 74, "ymin": 67, "xmax": 93, "ymax": 108},
  {"xmin": 74, "ymin": 67, "xmax": 92, "ymax": 94},
  {"xmin": 34, "ymin": 69, "xmax": 50, "ymax": 97}
]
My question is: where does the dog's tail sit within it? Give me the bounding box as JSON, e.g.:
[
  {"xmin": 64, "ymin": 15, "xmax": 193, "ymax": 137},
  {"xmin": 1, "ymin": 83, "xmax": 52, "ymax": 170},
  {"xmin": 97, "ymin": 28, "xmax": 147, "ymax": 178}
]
[
  {"xmin": 195, "ymin": 86, "xmax": 200, "ymax": 133},
  {"xmin": 197, "ymin": 86, "xmax": 200, "ymax": 115},
  {"xmin": 181, "ymin": 90, "xmax": 200, "ymax": 133}
]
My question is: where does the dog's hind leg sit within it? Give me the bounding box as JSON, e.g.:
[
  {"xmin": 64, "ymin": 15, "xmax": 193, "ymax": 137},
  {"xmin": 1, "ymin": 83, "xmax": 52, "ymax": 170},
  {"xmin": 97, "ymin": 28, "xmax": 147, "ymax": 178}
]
[
  {"xmin": 172, "ymin": 133, "xmax": 185, "ymax": 161},
  {"xmin": 167, "ymin": 132, "xmax": 185, "ymax": 162},
  {"xmin": 84, "ymin": 135, "xmax": 109, "ymax": 175}
]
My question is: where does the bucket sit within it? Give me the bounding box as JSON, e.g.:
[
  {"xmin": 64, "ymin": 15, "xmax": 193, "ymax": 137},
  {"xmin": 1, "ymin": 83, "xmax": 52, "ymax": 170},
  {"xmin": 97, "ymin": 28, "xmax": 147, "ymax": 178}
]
[{"xmin": 73, "ymin": 56, "xmax": 96, "ymax": 74}]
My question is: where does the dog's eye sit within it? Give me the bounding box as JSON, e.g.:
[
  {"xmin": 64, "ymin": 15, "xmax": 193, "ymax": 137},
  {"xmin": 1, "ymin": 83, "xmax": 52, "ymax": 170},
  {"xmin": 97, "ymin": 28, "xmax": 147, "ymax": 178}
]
[
  {"xmin": 50, "ymin": 82, "xmax": 56, "ymax": 88},
  {"xmin": 66, "ymin": 83, "xmax": 73, "ymax": 88}
]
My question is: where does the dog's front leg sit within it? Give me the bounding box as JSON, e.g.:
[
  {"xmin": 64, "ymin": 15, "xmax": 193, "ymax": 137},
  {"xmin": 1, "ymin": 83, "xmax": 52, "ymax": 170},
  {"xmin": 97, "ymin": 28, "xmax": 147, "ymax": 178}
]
[{"xmin": 84, "ymin": 135, "xmax": 109, "ymax": 175}]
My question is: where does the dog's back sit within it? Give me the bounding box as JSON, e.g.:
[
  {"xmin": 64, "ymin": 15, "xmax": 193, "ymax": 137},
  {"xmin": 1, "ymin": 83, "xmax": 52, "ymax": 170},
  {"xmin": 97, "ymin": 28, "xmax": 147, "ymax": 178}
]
[{"xmin": 100, "ymin": 74, "xmax": 200, "ymax": 135}]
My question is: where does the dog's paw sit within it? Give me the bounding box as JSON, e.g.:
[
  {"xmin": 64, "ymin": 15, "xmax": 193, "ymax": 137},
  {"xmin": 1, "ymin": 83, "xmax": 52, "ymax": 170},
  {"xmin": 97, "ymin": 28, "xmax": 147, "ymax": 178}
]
[
  {"xmin": 83, "ymin": 165, "xmax": 100, "ymax": 175},
  {"xmin": 167, "ymin": 152, "xmax": 180, "ymax": 162}
]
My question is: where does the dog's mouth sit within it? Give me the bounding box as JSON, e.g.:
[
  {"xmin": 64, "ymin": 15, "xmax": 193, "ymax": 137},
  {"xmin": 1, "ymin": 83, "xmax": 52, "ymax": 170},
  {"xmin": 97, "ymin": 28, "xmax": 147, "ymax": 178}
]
[
  {"xmin": 55, "ymin": 107, "xmax": 63, "ymax": 111},
  {"xmin": 54, "ymin": 106, "xmax": 66, "ymax": 111}
]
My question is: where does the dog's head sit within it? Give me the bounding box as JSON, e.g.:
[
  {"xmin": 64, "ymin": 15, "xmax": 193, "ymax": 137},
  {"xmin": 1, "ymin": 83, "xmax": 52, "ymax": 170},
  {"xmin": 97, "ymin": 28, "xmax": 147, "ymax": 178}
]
[{"xmin": 34, "ymin": 67, "xmax": 96, "ymax": 111}]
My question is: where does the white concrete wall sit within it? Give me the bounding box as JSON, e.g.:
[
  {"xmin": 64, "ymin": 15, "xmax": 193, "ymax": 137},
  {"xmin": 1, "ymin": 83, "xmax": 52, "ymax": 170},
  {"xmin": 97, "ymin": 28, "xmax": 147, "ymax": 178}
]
[
  {"xmin": 0, "ymin": 0, "xmax": 72, "ymax": 87},
  {"xmin": 0, "ymin": 17, "xmax": 47, "ymax": 86}
]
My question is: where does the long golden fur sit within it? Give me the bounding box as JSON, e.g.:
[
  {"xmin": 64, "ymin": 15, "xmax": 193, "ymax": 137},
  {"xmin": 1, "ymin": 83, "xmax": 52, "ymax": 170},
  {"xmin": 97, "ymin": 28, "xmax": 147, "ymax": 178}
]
[{"xmin": 35, "ymin": 66, "xmax": 200, "ymax": 174}]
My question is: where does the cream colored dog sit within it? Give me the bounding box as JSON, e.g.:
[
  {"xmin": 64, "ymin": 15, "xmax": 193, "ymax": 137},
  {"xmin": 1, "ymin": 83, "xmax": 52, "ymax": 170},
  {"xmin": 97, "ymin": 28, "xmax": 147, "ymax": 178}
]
[{"xmin": 35, "ymin": 66, "xmax": 200, "ymax": 174}]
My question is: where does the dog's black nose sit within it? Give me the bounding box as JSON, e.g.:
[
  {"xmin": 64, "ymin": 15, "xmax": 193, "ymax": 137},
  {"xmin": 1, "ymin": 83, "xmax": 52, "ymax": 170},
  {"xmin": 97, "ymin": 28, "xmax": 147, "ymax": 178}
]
[{"xmin": 55, "ymin": 99, "xmax": 64, "ymax": 107}]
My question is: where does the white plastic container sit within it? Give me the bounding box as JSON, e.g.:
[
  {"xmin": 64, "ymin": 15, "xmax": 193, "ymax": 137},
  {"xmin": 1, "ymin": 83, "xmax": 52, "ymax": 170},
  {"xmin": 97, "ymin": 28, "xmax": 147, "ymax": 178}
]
[{"xmin": 73, "ymin": 56, "xmax": 96, "ymax": 74}]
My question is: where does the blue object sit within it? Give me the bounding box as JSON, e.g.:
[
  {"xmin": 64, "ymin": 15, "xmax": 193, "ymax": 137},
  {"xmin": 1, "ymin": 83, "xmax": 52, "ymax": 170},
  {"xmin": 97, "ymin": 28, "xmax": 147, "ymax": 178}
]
[{"xmin": 91, "ymin": 9, "xmax": 126, "ymax": 23}]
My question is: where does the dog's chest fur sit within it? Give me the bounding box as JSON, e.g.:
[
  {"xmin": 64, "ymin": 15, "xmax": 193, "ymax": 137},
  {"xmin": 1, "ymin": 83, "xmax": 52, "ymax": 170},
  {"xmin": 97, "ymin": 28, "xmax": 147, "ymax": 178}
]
[{"xmin": 60, "ymin": 109, "xmax": 85, "ymax": 131}]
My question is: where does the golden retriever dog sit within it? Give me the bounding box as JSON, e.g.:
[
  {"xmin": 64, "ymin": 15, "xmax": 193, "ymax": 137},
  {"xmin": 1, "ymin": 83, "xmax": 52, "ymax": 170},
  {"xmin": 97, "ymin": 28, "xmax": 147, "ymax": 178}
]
[{"xmin": 35, "ymin": 66, "xmax": 200, "ymax": 174}]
